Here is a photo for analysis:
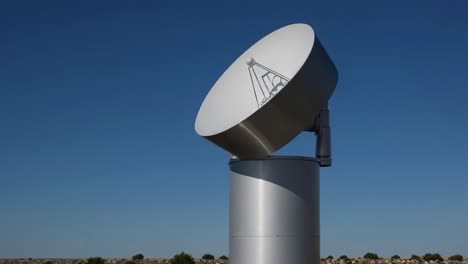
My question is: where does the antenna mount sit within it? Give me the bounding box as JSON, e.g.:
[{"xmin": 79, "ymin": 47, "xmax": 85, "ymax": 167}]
[{"xmin": 313, "ymin": 106, "xmax": 332, "ymax": 167}]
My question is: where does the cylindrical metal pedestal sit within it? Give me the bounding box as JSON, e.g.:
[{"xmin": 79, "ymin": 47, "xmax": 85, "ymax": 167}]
[{"xmin": 229, "ymin": 156, "xmax": 320, "ymax": 264}]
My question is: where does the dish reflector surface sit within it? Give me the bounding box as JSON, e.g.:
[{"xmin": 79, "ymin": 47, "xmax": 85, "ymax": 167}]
[{"xmin": 196, "ymin": 24, "xmax": 314, "ymax": 136}]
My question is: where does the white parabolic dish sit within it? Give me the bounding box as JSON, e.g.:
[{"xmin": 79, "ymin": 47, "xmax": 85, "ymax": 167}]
[
  {"xmin": 196, "ymin": 24, "xmax": 314, "ymax": 136},
  {"xmin": 195, "ymin": 23, "xmax": 338, "ymax": 159}
]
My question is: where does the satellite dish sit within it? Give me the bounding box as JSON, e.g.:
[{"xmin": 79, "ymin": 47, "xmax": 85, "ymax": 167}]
[{"xmin": 195, "ymin": 23, "xmax": 338, "ymax": 161}]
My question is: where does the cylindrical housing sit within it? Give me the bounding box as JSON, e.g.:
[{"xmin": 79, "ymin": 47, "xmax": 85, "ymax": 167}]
[{"xmin": 229, "ymin": 156, "xmax": 320, "ymax": 264}]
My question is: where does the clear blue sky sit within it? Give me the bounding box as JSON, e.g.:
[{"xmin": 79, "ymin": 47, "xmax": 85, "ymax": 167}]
[{"xmin": 1, "ymin": 0, "xmax": 467, "ymax": 259}]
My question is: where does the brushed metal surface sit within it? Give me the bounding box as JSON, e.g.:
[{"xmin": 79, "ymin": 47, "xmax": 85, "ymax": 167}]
[
  {"xmin": 206, "ymin": 38, "xmax": 337, "ymax": 159},
  {"xmin": 229, "ymin": 157, "xmax": 320, "ymax": 264}
]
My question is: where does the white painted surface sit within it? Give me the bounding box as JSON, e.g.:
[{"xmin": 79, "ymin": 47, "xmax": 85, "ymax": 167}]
[{"xmin": 195, "ymin": 24, "xmax": 315, "ymax": 136}]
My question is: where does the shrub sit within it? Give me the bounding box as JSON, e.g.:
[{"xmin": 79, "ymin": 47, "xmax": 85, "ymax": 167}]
[
  {"xmin": 171, "ymin": 252, "xmax": 195, "ymax": 264},
  {"xmin": 423, "ymin": 254, "xmax": 431, "ymax": 261},
  {"xmin": 202, "ymin": 254, "xmax": 214, "ymax": 260},
  {"xmin": 364, "ymin": 253, "xmax": 379, "ymax": 260},
  {"xmin": 125, "ymin": 261, "xmax": 136, "ymax": 264},
  {"xmin": 423, "ymin": 253, "xmax": 443, "ymax": 262},
  {"xmin": 327, "ymin": 256, "xmax": 334, "ymax": 260},
  {"xmin": 392, "ymin": 255, "xmax": 401, "ymax": 259},
  {"xmin": 449, "ymin": 255, "xmax": 463, "ymax": 261},
  {"xmin": 219, "ymin": 255, "xmax": 229, "ymax": 260},
  {"xmin": 412, "ymin": 255, "xmax": 421, "ymax": 261},
  {"xmin": 87, "ymin": 257, "xmax": 105, "ymax": 264},
  {"xmin": 132, "ymin": 254, "xmax": 144, "ymax": 261},
  {"xmin": 340, "ymin": 255, "xmax": 349, "ymax": 260},
  {"xmin": 433, "ymin": 254, "xmax": 443, "ymax": 261}
]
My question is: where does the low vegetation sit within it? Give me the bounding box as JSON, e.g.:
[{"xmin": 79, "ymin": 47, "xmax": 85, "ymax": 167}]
[
  {"xmin": 16, "ymin": 252, "xmax": 468, "ymax": 264},
  {"xmin": 449, "ymin": 255, "xmax": 464, "ymax": 261},
  {"xmin": 132, "ymin": 254, "xmax": 144, "ymax": 261},
  {"xmin": 364, "ymin": 253, "xmax": 380, "ymax": 260},
  {"xmin": 170, "ymin": 251, "xmax": 195, "ymax": 264},
  {"xmin": 423, "ymin": 253, "xmax": 443, "ymax": 262},
  {"xmin": 202, "ymin": 254, "xmax": 214, "ymax": 260},
  {"xmin": 86, "ymin": 257, "xmax": 105, "ymax": 264}
]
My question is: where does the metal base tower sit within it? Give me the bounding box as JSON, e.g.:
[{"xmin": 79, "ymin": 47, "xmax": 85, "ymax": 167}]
[{"xmin": 229, "ymin": 156, "xmax": 320, "ymax": 264}]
